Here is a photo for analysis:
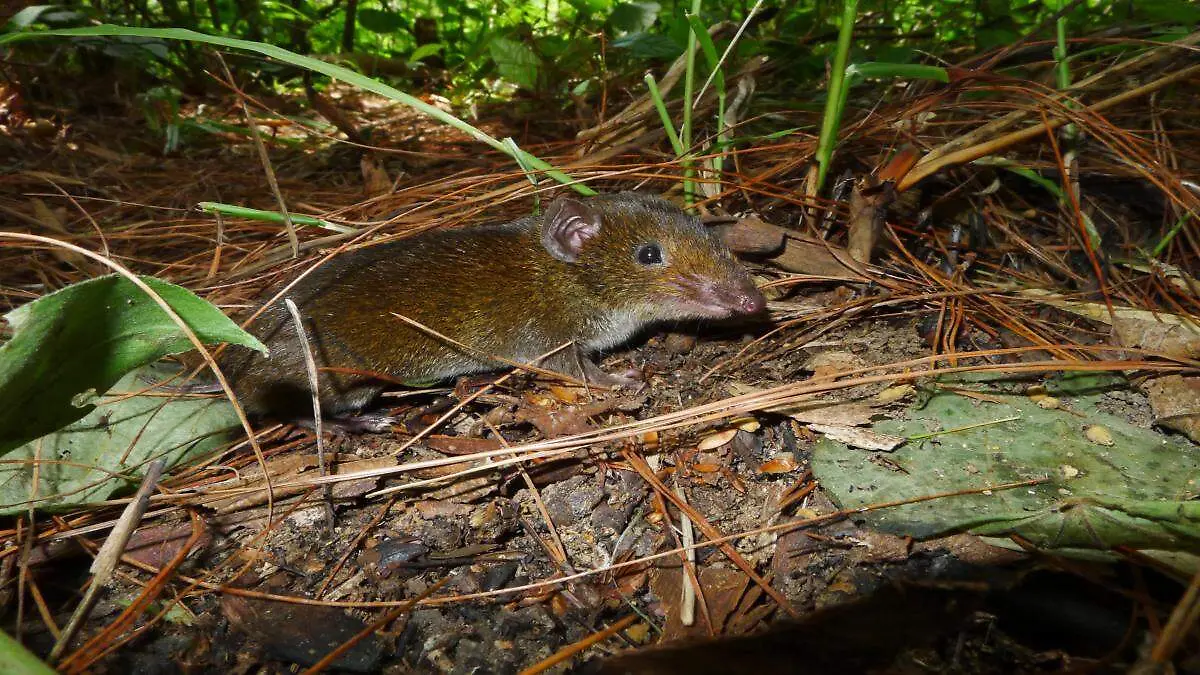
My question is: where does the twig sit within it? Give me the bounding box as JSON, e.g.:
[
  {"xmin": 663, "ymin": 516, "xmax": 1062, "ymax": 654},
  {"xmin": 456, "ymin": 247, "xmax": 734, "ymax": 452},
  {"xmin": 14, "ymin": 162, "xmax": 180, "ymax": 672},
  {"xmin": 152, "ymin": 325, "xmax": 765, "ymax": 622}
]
[
  {"xmin": 624, "ymin": 450, "xmax": 800, "ymax": 619},
  {"xmin": 1150, "ymin": 566, "xmax": 1200, "ymax": 665},
  {"xmin": 673, "ymin": 481, "xmax": 697, "ymax": 627},
  {"xmin": 216, "ymin": 55, "xmax": 300, "ymax": 257},
  {"xmin": 284, "ymin": 298, "xmax": 335, "ymax": 533},
  {"xmin": 49, "ymin": 460, "xmax": 165, "ymax": 662},
  {"xmin": 517, "ymin": 614, "xmax": 639, "ymax": 675}
]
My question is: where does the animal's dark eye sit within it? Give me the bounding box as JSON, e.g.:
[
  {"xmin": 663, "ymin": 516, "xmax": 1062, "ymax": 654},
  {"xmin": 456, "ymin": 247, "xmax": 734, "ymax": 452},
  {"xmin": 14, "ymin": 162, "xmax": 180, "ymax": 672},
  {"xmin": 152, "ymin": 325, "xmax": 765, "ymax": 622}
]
[{"xmin": 636, "ymin": 243, "xmax": 664, "ymax": 266}]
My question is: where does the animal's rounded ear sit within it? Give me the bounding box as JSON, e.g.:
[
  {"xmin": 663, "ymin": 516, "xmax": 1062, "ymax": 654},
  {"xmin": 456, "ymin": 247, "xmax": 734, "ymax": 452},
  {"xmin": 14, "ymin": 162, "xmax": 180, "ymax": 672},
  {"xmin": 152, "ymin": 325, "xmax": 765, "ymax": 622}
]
[{"xmin": 541, "ymin": 197, "xmax": 602, "ymax": 263}]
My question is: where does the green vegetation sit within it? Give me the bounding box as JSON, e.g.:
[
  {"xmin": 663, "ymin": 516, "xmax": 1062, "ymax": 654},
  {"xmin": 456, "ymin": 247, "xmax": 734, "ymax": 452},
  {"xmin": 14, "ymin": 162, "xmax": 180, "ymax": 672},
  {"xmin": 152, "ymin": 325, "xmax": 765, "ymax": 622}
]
[{"xmin": 6, "ymin": 1, "xmax": 1191, "ymax": 108}]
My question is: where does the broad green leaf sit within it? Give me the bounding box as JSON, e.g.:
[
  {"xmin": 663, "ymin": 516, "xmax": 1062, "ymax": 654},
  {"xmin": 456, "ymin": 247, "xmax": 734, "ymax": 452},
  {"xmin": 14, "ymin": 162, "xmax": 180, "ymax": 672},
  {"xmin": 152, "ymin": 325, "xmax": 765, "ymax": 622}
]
[
  {"xmin": 612, "ymin": 32, "xmax": 682, "ymax": 59},
  {"xmin": 0, "ymin": 365, "xmax": 240, "ymax": 514},
  {"xmin": 99, "ymin": 34, "xmax": 170, "ymax": 60},
  {"xmin": 488, "ymin": 36, "xmax": 540, "ymax": 89},
  {"xmin": 5, "ymin": 5, "xmax": 64, "ymax": 28},
  {"xmin": 609, "ymin": 2, "xmax": 660, "ymax": 33},
  {"xmin": 407, "ymin": 42, "xmax": 444, "ymax": 64},
  {"xmin": 357, "ymin": 8, "xmax": 405, "ymax": 34},
  {"xmin": 0, "ymin": 275, "xmax": 264, "ymax": 451},
  {"xmin": 0, "ymin": 628, "xmax": 55, "ymax": 675},
  {"xmin": 812, "ymin": 373, "xmax": 1200, "ymax": 552}
]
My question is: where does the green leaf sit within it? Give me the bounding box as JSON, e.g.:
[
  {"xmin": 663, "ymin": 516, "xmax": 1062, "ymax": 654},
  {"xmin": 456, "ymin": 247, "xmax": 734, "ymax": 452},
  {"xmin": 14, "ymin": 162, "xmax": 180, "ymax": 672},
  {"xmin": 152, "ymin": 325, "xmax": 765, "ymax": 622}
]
[
  {"xmin": 812, "ymin": 373, "xmax": 1200, "ymax": 553},
  {"xmin": 407, "ymin": 42, "xmax": 444, "ymax": 64},
  {"xmin": 0, "ymin": 275, "xmax": 264, "ymax": 451},
  {"xmin": 612, "ymin": 32, "xmax": 682, "ymax": 59},
  {"xmin": 488, "ymin": 36, "xmax": 541, "ymax": 89},
  {"xmin": 0, "ymin": 628, "xmax": 55, "ymax": 675},
  {"xmin": 357, "ymin": 8, "xmax": 405, "ymax": 34},
  {"xmin": 1132, "ymin": 0, "xmax": 1200, "ymax": 25},
  {"xmin": 0, "ymin": 365, "xmax": 239, "ymax": 514},
  {"xmin": 5, "ymin": 5, "xmax": 64, "ymax": 28},
  {"xmin": 609, "ymin": 1, "xmax": 660, "ymax": 33}
]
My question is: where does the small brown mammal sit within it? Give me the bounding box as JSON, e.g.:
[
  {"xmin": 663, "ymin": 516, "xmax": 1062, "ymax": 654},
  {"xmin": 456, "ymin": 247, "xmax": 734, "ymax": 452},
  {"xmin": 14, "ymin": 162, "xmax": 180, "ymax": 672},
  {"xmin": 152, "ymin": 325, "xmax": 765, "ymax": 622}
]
[{"xmin": 221, "ymin": 192, "xmax": 765, "ymax": 420}]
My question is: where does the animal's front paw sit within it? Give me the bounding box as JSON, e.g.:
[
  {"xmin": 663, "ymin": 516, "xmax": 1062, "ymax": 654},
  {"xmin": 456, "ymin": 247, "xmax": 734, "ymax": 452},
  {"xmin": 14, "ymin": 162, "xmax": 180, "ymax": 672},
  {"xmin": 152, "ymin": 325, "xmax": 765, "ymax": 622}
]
[{"xmin": 580, "ymin": 360, "xmax": 643, "ymax": 390}]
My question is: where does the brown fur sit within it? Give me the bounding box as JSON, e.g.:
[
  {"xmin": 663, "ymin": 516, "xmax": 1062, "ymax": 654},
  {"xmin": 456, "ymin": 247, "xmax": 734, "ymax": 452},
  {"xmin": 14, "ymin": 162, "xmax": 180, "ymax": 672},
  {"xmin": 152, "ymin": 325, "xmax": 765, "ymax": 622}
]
[{"xmin": 221, "ymin": 192, "xmax": 764, "ymax": 419}]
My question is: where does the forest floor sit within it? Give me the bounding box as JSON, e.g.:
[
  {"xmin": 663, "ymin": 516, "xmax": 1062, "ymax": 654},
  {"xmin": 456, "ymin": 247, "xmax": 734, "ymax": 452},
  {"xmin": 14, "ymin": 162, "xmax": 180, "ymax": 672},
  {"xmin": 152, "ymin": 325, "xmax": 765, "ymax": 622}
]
[{"xmin": 2, "ymin": 73, "xmax": 1197, "ymax": 675}]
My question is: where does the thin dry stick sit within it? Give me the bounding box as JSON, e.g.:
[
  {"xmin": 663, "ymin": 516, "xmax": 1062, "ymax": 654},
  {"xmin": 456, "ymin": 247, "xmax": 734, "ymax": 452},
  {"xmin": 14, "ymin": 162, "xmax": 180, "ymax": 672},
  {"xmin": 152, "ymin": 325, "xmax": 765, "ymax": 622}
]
[
  {"xmin": 15, "ymin": 514, "xmax": 32, "ymax": 640},
  {"xmin": 673, "ymin": 481, "xmax": 697, "ymax": 627},
  {"xmin": 625, "ymin": 450, "xmax": 799, "ymax": 619},
  {"xmin": 49, "ymin": 459, "xmax": 165, "ymax": 663},
  {"xmin": 284, "ymin": 298, "xmax": 335, "ymax": 532},
  {"xmin": 517, "ymin": 614, "xmax": 639, "ymax": 675},
  {"xmin": 693, "ymin": 0, "xmax": 764, "ymax": 105},
  {"xmin": 25, "ymin": 577, "xmax": 60, "ymax": 641},
  {"xmin": 482, "ymin": 418, "xmax": 570, "ymax": 568},
  {"xmin": 206, "ymin": 210, "xmax": 225, "ymax": 280},
  {"xmin": 1150, "ymin": 566, "xmax": 1200, "ymax": 664},
  {"xmin": 651, "ymin": 485, "xmax": 712, "ymax": 633},
  {"xmin": 16, "ymin": 437, "xmax": 45, "ymax": 641}
]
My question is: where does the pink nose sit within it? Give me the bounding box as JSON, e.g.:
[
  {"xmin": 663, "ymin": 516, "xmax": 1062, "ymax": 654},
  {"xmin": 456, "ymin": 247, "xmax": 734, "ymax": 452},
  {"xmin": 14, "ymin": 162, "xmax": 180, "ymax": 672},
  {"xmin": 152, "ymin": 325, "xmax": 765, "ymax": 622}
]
[
  {"xmin": 738, "ymin": 287, "xmax": 766, "ymax": 314},
  {"xmin": 712, "ymin": 281, "xmax": 766, "ymax": 314}
]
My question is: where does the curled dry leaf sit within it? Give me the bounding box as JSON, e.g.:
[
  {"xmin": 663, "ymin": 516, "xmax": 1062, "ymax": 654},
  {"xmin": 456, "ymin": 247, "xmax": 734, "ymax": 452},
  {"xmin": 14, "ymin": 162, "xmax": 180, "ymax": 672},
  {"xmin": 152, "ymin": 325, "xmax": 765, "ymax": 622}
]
[
  {"xmin": 733, "ymin": 416, "xmax": 761, "ymax": 432},
  {"xmin": 547, "ymin": 384, "xmax": 583, "ymax": 403},
  {"xmin": 697, "ymin": 428, "xmax": 738, "ymax": 451},
  {"xmin": 758, "ymin": 455, "xmax": 799, "ymax": 474},
  {"xmin": 1141, "ymin": 374, "xmax": 1200, "ymax": 443},
  {"xmin": 875, "ymin": 384, "xmax": 914, "ymax": 405},
  {"xmin": 809, "ymin": 423, "xmax": 906, "ymax": 452}
]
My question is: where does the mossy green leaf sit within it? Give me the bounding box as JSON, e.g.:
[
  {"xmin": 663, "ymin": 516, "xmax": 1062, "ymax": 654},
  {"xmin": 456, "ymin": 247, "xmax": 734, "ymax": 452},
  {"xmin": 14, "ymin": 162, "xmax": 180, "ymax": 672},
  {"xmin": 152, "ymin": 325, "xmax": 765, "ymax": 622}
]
[
  {"xmin": 812, "ymin": 374, "xmax": 1200, "ymax": 552},
  {"xmin": 0, "ymin": 365, "xmax": 239, "ymax": 514}
]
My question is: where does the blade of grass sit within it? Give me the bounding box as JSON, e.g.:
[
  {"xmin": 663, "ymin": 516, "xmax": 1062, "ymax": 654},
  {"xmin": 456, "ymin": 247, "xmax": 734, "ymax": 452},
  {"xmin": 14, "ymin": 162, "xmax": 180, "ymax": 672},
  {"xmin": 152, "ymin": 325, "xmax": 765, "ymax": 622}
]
[
  {"xmin": 0, "ymin": 26, "xmax": 594, "ymax": 196},
  {"xmin": 197, "ymin": 202, "xmax": 357, "ymax": 233},
  {"xmin": 679, "ymin": 0, "xmax": 703, "ymax": 204},
  {"xmin": 644, "ymin": 74, "xmax": 686, "ymax": 157},
  {"xmin": 687, "ymin": 12, "xmax": 726, "ymax": 179},
  {"xmin": 813, "ymin": 0, "xmax": 859, "ymax": 192}
]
